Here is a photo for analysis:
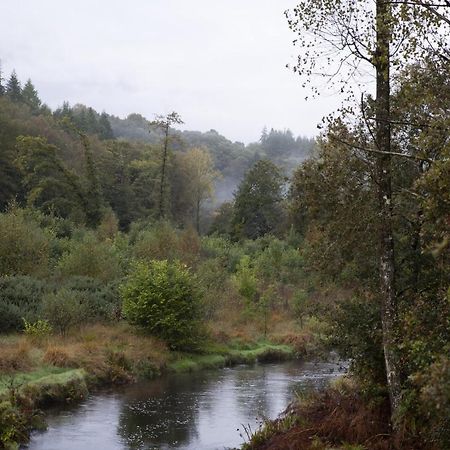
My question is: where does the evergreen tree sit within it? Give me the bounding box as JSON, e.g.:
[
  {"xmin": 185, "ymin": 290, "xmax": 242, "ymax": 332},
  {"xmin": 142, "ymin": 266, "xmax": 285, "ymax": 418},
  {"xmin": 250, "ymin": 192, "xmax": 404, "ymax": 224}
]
[
  {"xmin": 14, "ymin": 136, "xmax": 85, "ymax": 219},
  {"xmin": 86, "ymin": 107, "xmax": 98, "ymax": 134},
  {"xmin": 6, "ymin": 70, "xmax": 22, "ymax": 102},
  {"xmin": 98, "ymin": 112, "xmax": 114, "ymax": 140},
  {"xmin": 21, "ymin": 79, "xmax": 41, "ymax": 113},
  {"xmin": 53, "ymin": 101, "xmax": 73, "ymax": 120},
  {"xmin": 0, "ymin": 62, "xmax": 4, "ymax": 96},
  {"xmin": 232, "ymin": 159, "xmax": 286, "ymax": 240}
]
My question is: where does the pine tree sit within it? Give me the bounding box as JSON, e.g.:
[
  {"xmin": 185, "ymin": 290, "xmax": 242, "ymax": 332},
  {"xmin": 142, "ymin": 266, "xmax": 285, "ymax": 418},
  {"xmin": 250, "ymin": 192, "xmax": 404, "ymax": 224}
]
[
  {"xmin": 21, "ymin": 79, "xmax": 41, "ymax": 113},
  {"xmin": 86, "ymin": 107, "xmax": 98, "ymax": 134},
  {"xmin": 98, "ymin": 112, "xmax": 114, "ymax": 140},
  {"xmin": 6, "ymin": 70, "xmax": 22, "ymax": 102},
  {"xmin": 0, "ymin": 62, "xmax": 5, "ymax": 96}
]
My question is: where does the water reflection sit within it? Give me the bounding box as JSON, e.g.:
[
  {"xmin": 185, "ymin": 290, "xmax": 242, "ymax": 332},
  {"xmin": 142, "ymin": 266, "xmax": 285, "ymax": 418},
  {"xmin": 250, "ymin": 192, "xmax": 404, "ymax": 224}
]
[{"xmin": 26, "ymin": 360, "xmax": 344, "ymax": 450}]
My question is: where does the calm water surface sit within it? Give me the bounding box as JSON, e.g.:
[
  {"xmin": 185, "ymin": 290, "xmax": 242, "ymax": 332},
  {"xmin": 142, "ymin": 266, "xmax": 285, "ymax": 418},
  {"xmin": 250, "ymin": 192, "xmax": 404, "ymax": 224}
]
[{"xmin": 26, "ymin": 360, "xmax": 344, "ymax": 450}]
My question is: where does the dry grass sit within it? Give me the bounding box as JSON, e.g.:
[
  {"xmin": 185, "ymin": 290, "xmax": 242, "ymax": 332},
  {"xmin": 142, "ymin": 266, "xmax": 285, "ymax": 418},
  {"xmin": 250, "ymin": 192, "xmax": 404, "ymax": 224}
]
[
  {"xmin": 0, "ymin": 338, "xmax": 32, "ymax": 373},
  {"xmin": 1, "ymin": 324, "xmax": 170, "ymax": 383},
  {"xmin": 246, "ymin": 378, "xmax": 434, "ymax": 450}
]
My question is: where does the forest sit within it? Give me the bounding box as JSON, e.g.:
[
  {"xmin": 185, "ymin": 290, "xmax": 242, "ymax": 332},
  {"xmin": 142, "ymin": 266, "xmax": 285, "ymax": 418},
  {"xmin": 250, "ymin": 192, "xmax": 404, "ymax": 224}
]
[{"xmin": 0, "ymin": 1, "xmax": 449, "ymax": 449}]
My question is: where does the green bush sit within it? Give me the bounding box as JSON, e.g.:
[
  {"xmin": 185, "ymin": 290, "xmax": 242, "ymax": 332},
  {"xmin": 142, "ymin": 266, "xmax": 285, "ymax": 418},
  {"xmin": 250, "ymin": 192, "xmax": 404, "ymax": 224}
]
[
  {"xmin": 60, "ymin": 276, "xmax": 122, "ymax": 322},
  {"xmin": 23, "ymin": 318, "xmax": 53, "ymax": 339},
  {"xmin": 121, "ymin": 260, "xmax": 203, "ymax": 350},
  {"xmin": 56, "ymin": 233, "xmax": 122, "ymax": 282},
  {"xmin": 196, "ymin": 258, "xmax": 230, "ymax": 320},
  {"xmin": 41, "ymin": 289, "xmax": 84, "ymax": 336},
  {"xmin": 0, "ymin": 276, "xmax": 45, "ymax": 332},
  {"xmin": 0, "ymin": 209, "xmax": 49, "ymax": 277}
]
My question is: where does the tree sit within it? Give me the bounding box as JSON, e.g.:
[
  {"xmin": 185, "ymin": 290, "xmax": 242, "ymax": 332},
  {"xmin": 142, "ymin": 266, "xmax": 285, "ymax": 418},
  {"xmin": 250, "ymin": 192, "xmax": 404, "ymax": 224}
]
[
  {"xmin": 0, "ymin": 62, "xmax": 5, "ymax": 96},
  {"xmin": 121, "ymin": 260, "xmax": 202, "ymax": 350},
  {"xmin": 232, "ymin": 159, "xmax": 285, "ymax": 240},
  {"xmin": 60, "ymin": 119, "xmax": 103, "ymax": 226},
  {"xmin": 6, "ymin": 70, "xmax": 22, "ymax": 102},
  {"xmin": 151, "ymin": 112, "xmax": 184, "ymax": 219},
  {"xmin": 178, "ymin": 147, "xmax": 219, "ymax": 233},
  {"xmin": 286, "ymin": 0, "xmax": 449, "ymax": 419},
  {"xmin": 98, "ymin": 112, "xmax": 114, "ymax": 140},
  {"xmin": 21, "ymin": 79, "xmax": 41, "ymax": 113},
  {"xmin": 14, "ymin": 136, "xmax": 85, "ymax": 219}
]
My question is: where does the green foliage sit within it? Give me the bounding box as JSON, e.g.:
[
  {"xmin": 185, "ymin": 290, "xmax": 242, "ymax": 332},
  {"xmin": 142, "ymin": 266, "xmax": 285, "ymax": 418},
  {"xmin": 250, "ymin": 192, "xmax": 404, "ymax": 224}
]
[
  {"xmin": 41, "ymin": 289, "xmax": 84, "ymax": 337},
  {"xmin": 22, "ymin": 319, "xmax": 52, "ymax": 339},
  {"xmin": 6, "ymin": 70, "xmax": 22, "ymax": 102},
  {"xmin": 329, "ymin": 296, "xmax": 385, "ymax": 386},
  {"xmin": 15, "ymin": 136, "xmax": 85, "ymax": 220},
  {"xmin": 232, "ymin": 159, "xmax": 286, "ymax": 240},
  {"xmin": 61, "ymin": 276, "xmax": 122, "ymax": 322},
  {"xmin": 56, "ymin": 233, "xmax": 122, "ymax": 282},
  {"xmin": 0, "ymin": 276, "xmax": 45, "ymax": 333},
  {"xmin": 233, "ymin": 256, "xmax": 258, "ymax": 303},
  {"xmin": 0, "ymin": 209, "xmax": 49, "ymax": 277},
  {"xmin": 132, "ymin": 221, "xmax": 200, "ymax": 266},
  {"xmin": 292, "ymin": 289, "xmax": 310, "ymax": 324},
  {"xmin": 121, "ymin": 260, "xmax": 202, "ymax": 350}
]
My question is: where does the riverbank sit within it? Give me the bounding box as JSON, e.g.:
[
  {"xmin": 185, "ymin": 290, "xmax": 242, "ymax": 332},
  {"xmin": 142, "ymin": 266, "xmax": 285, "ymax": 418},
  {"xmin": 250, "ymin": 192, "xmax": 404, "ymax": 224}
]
[
  {"xmin": 0, "ymin": 323, "xmax": 297, "ymax": 448},
  {"xmin": 240, "ymin": 376, "xmax": 431, "ymax": 450}
]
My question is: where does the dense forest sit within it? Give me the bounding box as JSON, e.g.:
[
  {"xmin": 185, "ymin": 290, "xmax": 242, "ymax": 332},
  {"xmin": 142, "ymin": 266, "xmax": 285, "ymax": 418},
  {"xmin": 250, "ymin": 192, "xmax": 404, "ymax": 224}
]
[
  {"xmin": 0, "ymin": 1, "xmax": 449, "ymax": 449},
  {"xmin": 0, "ymin": 67, "xmax": 315, "ymax": 232}
]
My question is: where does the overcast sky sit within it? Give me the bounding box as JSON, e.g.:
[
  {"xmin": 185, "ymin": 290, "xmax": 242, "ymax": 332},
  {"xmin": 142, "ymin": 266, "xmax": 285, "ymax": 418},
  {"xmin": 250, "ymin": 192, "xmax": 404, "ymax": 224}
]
[{"xmin": 0, "ymin": 0, "xmax": 344, "ymax": 143}]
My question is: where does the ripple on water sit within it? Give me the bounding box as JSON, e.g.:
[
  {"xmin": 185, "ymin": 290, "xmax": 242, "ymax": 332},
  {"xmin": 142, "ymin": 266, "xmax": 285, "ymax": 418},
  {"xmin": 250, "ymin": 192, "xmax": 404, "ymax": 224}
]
[{"xmin": 26, "ymin": 360, "xmax": 346, "ymax": 450}]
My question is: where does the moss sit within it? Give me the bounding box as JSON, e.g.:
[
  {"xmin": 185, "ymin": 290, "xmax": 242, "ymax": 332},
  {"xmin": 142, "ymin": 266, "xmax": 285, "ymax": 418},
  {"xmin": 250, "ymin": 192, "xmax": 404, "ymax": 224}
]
[
  {"xmin": 168, "ymin": 354, "xmax": 227, "ymax": 373},
  {"xmin": 168, "ymin": 342, "xmax": 295, "ymax": 373}
]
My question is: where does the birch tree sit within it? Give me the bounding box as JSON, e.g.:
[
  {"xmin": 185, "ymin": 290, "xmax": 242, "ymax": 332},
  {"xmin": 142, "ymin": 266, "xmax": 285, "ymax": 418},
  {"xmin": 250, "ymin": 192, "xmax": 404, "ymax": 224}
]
[{"xmin": 286, "ymin": 0, "xmax": 449, "ymax": 420}]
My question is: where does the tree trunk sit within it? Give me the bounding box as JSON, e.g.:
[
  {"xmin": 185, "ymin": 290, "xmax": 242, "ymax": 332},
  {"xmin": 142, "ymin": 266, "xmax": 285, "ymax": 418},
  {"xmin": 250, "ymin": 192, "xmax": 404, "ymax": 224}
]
[{"xmin": 375, "ymin": 0, "xmax": 402, "ymax": 421}]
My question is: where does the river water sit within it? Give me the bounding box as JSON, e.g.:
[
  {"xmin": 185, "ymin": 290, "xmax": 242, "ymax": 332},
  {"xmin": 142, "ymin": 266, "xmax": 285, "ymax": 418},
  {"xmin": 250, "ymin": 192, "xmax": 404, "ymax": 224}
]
[{"xmin": 25, "ymin": 360, "xmax": 344, "ymax": 450}]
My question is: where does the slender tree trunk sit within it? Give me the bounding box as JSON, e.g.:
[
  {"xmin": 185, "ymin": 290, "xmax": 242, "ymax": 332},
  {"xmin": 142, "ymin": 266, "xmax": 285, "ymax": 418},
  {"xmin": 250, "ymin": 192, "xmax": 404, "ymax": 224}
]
[
  {"xmin": 375, "ymin": 0, "xmax": 402, "ymax": 420},
  {"xmin": 159, "ymin": 125, "xmax": 169, "ymax": 219}
]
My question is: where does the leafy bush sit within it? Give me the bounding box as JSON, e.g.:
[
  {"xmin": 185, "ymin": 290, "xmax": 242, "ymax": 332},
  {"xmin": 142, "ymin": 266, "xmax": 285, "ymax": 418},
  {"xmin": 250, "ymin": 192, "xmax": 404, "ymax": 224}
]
[
  {"xmin": 0, "ymin": 209, "xmax": 49, "ymax": 277},
  {"xmin": 196, "ymin": 258, "xmax": 231, "ymax": 320},
  {"xmin": 41, "ymin": 289, "xmax": 84, "ymax": 336},
  {"xmin": 233, "ymin": 255, "xmax": 258, "ymax": 302},
  {"xmin": 23, "ymin": 319, "xmax": 53, "ymax": 339},
  {"xmin": 132, "ymin": 222, "xmax": 200, "ymax": 266},
  {"xmin": 0, "ymin": 276, "xmax": 46, "ymax": 332},
  {"xmin": 56, "ymin": 233, "xmax": 122, "ymax": 282},
  {"xmin": 60, "ymin": 276, "xmax": 122, "ymax": 322},
  {"xmin": 121, "ymin": 260, "xmax": 203, "ymax": 350},
  {"xmin": 329, "ymin": 296, "xmax": 385, "ymax": 385}
]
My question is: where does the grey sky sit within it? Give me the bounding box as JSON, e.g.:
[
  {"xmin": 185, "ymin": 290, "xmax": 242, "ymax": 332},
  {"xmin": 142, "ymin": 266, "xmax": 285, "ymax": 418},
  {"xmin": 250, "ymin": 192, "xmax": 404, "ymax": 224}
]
[{"xmin": 0, "ymin": 0, "xmax": 343, "ymax": 143}]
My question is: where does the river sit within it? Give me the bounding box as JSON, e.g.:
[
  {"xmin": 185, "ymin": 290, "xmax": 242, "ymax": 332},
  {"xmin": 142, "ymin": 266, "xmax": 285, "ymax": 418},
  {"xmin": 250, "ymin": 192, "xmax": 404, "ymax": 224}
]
[{"xmin": 25, "ymin": 360, "xmax": 345, "ymax": 450}]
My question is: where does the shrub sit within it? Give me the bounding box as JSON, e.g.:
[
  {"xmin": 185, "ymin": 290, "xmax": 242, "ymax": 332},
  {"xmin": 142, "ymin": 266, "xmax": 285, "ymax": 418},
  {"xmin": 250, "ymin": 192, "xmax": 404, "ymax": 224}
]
[
  {"xmin": 0, "ymin": 276, "xmax": 45, "ymax": 332},
  {"xmin": 41, "ymin": 289, "xmax": 84, "ymax": 336},
  {"xmin": 56, "ymin": 233, "xmax": 122, "ymax": 282},
  {"xmin": 233, "ymin": 255, "xmax": 258, "ymax": 303},
  {"xmin": 23, "ymin": 319, "xmax": 52, "ymax": 341},
  {"xmin": 0, "ymin": 209, "xmax": 49, "ymax": 277},
  {"xmin": 59, "ymin": 276, "xmax": 122, "ymax": 322},
  {"xmin": 196, "ymin": 258, "xmax": 230, "ymax": 320},
  {"xmin": 132, "ymin": 222, "xmax": 200, "ymax": 266},
  {"xmin": 121, "ymin": 260, "xmax": 203, "ymax": 350}
]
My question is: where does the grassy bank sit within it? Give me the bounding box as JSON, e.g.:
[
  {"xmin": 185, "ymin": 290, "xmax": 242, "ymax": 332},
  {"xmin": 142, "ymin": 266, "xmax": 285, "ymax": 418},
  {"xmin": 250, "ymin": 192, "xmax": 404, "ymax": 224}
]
[
  {"xmin": 0, "ymin": 323, "xmax": 299, "ymax": 449},
  {"xmin": 240, "ymin": 376, "xmax": 431, "ymax": 450}
]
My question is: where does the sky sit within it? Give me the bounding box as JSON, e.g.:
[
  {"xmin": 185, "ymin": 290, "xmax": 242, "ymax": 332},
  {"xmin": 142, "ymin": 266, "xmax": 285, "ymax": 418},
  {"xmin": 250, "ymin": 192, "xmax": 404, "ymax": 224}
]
[{"xmin": 0, "ymin": 0, "xmax": 344, "ymax": 143}]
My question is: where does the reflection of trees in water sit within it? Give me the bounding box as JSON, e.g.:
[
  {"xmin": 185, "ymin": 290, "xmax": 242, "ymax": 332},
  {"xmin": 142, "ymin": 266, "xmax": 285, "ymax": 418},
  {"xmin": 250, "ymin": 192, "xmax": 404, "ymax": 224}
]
[
  {"xmin": 116, "ymin": 362, "xmax": 344, "ymax": 449},
  {"xmin": 116, "ymin": 370, "xmax": 222, "ymax": 449}
]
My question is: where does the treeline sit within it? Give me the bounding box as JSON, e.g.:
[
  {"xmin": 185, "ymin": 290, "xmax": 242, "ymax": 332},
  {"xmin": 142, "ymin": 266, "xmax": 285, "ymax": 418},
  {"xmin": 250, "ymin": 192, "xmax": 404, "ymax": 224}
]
[{"xmin": 0, "ymin": 66, "xmax": 314, "ymax": 231}]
